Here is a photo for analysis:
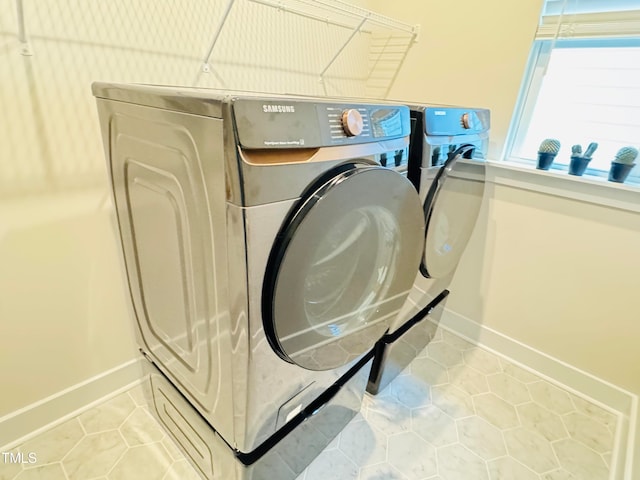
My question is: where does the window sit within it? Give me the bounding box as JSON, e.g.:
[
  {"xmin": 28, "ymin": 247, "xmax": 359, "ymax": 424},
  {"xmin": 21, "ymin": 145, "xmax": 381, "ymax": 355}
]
[{"xmin": 504, "ymin": 0, "xmax": 640, "ymax": 185}]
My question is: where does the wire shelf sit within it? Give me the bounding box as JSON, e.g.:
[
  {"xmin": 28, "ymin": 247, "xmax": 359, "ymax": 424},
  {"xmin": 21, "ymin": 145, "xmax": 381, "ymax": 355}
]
[{"xmin": 1, "ymin": 0, "xmax": 419, "ymax": 197}]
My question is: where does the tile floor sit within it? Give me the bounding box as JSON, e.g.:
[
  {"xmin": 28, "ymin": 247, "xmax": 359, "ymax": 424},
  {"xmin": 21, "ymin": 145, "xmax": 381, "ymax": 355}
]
[{"xmin": 1, "ymin": 327, "xmax": 620, "ymax": 480}]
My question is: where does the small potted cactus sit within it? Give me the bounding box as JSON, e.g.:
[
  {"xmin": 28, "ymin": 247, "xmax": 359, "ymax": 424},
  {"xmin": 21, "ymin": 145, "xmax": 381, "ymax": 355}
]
[
  {"xmin": 608, "ymin": 147, "xmax": 638, "ymax": 183},
  {"xmin": 569, "ymin": 142, "xmax": 598, "ymax": 176},
  {"xmin": 536, "ymin": 138, "xmax": 561, "ymax": 170}
]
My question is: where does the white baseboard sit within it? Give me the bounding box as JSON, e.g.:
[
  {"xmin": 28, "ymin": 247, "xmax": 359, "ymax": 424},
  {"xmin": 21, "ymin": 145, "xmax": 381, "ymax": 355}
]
[
  {"xmin": 627, "ymin": 397, "xmax": 639, "ymax": 480},
  {"xmin": 438, "ymin": 307, "xmax": 639, "ymax": 480},
  {"xmin": 0, "ymin": 358, "xmax": 145, "ymax": 450}
]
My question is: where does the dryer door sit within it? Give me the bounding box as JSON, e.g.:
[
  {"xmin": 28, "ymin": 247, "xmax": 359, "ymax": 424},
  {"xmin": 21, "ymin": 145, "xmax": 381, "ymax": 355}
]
[
  {"xmin": 263, "ymin": 163, "xmax": 425, "ymax": 371},
  {"xmin": 420, "ymin": 144, "xmax": 486, "ymax": 279}
]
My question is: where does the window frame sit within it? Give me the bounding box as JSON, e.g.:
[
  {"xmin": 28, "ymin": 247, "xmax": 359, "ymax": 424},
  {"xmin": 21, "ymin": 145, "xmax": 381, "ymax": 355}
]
[{"xmin": 503, "ymin": 8, "xmax": 640, "ymax": 187}]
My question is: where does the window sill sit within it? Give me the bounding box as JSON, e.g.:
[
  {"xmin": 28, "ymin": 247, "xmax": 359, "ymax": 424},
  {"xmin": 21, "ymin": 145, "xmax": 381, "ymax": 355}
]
[{"xmin": 486, "ymin": 160, "xmax": 640, "ymax": 214}]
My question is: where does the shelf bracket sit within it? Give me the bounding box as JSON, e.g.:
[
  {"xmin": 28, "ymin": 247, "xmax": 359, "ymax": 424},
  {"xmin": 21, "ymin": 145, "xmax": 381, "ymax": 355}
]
[
  {"xmin": 200, "ymin": 0, "xmax": 236, "ymax": 74},
  {"xmin": 15, "ymin": 0, "xmax": 33, "ymax": 55}
]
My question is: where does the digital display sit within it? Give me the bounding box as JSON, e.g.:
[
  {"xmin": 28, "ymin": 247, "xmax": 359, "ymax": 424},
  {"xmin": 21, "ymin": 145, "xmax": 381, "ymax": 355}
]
[{"xmin": 370, "ymin": 108, "xmax": 403, "ymax": 138}]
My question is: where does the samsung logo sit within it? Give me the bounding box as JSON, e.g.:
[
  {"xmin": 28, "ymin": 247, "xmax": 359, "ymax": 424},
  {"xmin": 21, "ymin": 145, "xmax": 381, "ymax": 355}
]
[
  {"xmin": 263, "ymin": 104, "xmax": 296, "ymax": 113},
  {"xmin": 434, "ymin": 110, "xmax": 447, "ymax": 116}
]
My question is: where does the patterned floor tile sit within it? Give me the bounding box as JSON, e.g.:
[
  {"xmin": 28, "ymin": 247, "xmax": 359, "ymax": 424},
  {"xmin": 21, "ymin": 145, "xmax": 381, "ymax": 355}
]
[
  {"xmin": 3, "ymin": 328, "xmax": 623, "ymax": 480},
  {"xmin": 426, "ymin": 342, "xmax": 464, "ymax": 368},
  {"xmin": 305, "ymin": 449, "xmax": 358, "ymax": 480},
  {"xmin": 436, "ymin": 444, "xmax": 489, "ymax": 480},
  {"xmin": 561, "ymin": 412, "xmax": 613, "ymax": 454},
  {"xmin": 358, "ymin": 462, "xmax": 407, "ymax": 480},
  {"xmin": 456, "ymin": 416, "xmax": 506, "ymax": 460},
  {"xmin": 472, "ymin": 393, "xmax": 519, "ymax": 430},
  {"xmin": 108, "ymin": 443, "xmax": 174, "ymax": 480},
  {"xmin": 503, "ymin": 427, "xmax": 559, "ymax": 473},
  {"xmin": 0, "ymin": 452, "xmax": 23, "ymax": 480},
  {"xmin": 500, "ymin": 360, "xmax": 542, "ymax": 384},
  {"xmin": 517, "ymin": 402, "xmax": 568, "ymax": 442},
  {"xmin": 552, "ymin": 438, "xmax": 610, "ymax": 480},
  {"xmin": 119, "ymin": 407, "xmax": 165, "ymax": 447},
  {"xmin": 440, "ymin": 330, "xmax": 474, "ymax": 351},
  {"xmin": 487, "ymin": 457, "xmax": 539, "ymax": 480},
  {"xmin": 446, "ymin": 364, "xmax": 490, "ymax": 397},
  {"xmin": 12, "ymin": 464, "xmax": 67, "ymax": 480},
  {"xmin": 462, "ymin": 348, "xmax": 501, "ymax": 376},
  {"xmin": 386, "ymin": 373, "xmax": 431, "ymax": 409},
  {"xmin": 486, "ymin": 372, "xmax": 531, "ymax": 405},
  {"xmin": 410, "ymin": 357, "xmax": 449, "ymax": 386},
  {"xmin": 387, "ymin": 432, "xmax": 437, "ymax": 480},
  {"xmin": 411, "ymin": 405, "xmax": 458, "ymax": 448},
  {"xmin": 78, "ymin": 393, "xmax": 136, "ymax": 434},
  {"xmin": 63, "ymin": 430, "xmax": 128, "ymax": 480},
  {"xmin": 527, "ymin": 382, "xmax": 575, "ymax": 415},
  {"xmin": 569, "ymin": 395, "xmax": 617, "ymax": 431},
  {"xmin": 430, "ymin": 384, "xmax": 475, "ymax": 419},
  {"xmin": 162, "ymin": 459, "xmax": 203, "ymax": 480},
  {"xmin": 365, "ymin": 399, "xmax": 412, "ymax": 436},
  {"xmin": 338, "ymin": 418, "xmax": 387, "ymax": 467},
  {"xmin": 15, "ymin": 419, "xmax": 84, "ymax": 466}
]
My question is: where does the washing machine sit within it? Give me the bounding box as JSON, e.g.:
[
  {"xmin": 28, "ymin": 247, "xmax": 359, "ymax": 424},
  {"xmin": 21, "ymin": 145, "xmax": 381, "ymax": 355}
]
[
  {"xmin": 367, "ymin": 104, "xmax": 490, "ymax": 395},
  {"xmin": 93, "ymin": 83, "xmax": 425, "ymax": 479}
]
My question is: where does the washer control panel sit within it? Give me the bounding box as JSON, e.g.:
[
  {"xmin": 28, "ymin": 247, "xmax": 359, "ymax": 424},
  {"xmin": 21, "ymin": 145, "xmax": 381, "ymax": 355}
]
[
  {"xmin": 233, "ymin": 98, "xmax": 410, "ymax": 149},
  {"xmin": 319, "ymin": 104, "xmax": 408, "ymax": 145},
  {"xmin": 325, "ymin": 106, "xmax": 370, "ymax": 140}
]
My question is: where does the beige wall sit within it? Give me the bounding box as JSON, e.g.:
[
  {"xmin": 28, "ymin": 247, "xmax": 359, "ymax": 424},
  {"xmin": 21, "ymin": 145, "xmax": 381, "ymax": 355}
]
[
  {"xmin": 465, "ymin": 184, "xmax": 640, "ymax": 394},
  {"xmin": 368, "ymin": 0, "xmax": 543, "ymax": 159},
  {"xmin": 2, "ymin": 0, "xmax": 638, "ymax": 426},
  {"xmin": 0, "ymin": 0, "xmax": 386, "ymax": 418},
  {"xmin": 0, "ymin": 192, "xmax": 137, "ymax": 416},
  {"xmin": 370, "ymin": 0, "xmax": 640, "ymax": 395}
]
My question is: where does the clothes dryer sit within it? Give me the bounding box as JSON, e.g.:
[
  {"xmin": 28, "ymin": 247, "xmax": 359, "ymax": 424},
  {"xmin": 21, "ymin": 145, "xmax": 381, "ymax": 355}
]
[
  {"xmin": 367, "ymin": 105, "xmax": 490, "ymax": 394},
  {"xmin": 93, "ymin": 83, "xmax": 425, "ymax": 479}
]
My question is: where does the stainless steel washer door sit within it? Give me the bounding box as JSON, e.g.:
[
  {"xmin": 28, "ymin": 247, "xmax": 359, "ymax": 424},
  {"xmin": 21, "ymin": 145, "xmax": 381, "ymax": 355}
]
[{"xmin": 263, "ymin": 163, "xmax": 425, "ymax": 371}]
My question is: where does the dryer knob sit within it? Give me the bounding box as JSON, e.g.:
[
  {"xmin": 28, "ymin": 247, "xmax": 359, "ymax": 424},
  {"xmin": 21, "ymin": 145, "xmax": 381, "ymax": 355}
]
[
  {"xmin": 341, "ymin": 109, "xmax": 364, "ymax": 137},
  {"xmin": 461, "ymin": 112, "xmax": 471, "ymax": 129},
  {"xmin": 461, "ymin": 112, "xmax": 480, "ymax": 130}
]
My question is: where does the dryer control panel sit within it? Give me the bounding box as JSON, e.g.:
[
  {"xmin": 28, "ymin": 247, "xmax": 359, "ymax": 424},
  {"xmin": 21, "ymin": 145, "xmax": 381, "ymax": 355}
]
[
  {"xmin": 423, "ymin": 107, "xmax": 490, "ymax": 136},
  {"xmin": 233, "ymin": 98, "xmax": 411, "ymax": 149}
]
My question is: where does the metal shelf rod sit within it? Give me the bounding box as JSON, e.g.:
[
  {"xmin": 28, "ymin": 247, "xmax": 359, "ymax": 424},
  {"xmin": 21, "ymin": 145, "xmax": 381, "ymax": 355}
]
[
  {"xmin": 249, "ymin": 0, "xmax": 374, "ymax": 33},
  {"xmin": 249, "ymin": 0, "xmax": 418, "ymax": 37},
  {"xmin": 319, "ymin": 13, "xmax": 369, "ymax": 77},
  {"xmin": 305, "ymin": 0, "xmax": 416, "ymax": 34},
  {"xmin": 202, "ymin": 0, "xmax": 236, "ymax": 68}
]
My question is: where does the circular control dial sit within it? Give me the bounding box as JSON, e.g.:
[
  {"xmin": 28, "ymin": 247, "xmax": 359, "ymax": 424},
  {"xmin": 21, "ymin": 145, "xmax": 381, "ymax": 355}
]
[
  {"xmin": 461, "ymin": 112, "xmax": 471, "ymax": 129},
  {"xmin": 461, "ymin": 111, "xmax": 480, "ymax": 130},
  {"xmin": 341, "ymin": 109, "xmax": 364, "ymax": 137}
]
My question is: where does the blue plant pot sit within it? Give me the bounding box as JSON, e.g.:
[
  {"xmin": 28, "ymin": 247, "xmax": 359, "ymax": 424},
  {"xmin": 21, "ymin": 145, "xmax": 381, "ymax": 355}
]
[
  {"xmin": 608, "ymin": 162, "xmax": 635, "ymax": 183},
  {"xmin": 536, "ymin": 152, "xmax": 556, "ymax": 171},
  {"xmin": 568, "ymin": 156, "xmax": 591, "ymax": 176}
]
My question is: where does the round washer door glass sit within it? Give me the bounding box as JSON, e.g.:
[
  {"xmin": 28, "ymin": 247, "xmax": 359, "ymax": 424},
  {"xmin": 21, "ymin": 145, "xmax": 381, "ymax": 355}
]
[
  {"xmin": 264, "ymin": 164, "xmax": 425, "ymax": 371},
  {"xmin": 422, "ymin": 151, "xmax": 486, "ymax": 279}
]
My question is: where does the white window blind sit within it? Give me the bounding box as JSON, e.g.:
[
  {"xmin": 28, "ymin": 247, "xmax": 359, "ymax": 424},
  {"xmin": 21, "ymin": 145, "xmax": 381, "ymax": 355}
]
[
  {"xmin": 505, "ymin": 0, "xmax": 640, "ymax": 184},
  {"xmin": 543, "ymin": 0, "xmax": 640, "ymax": 16}
]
